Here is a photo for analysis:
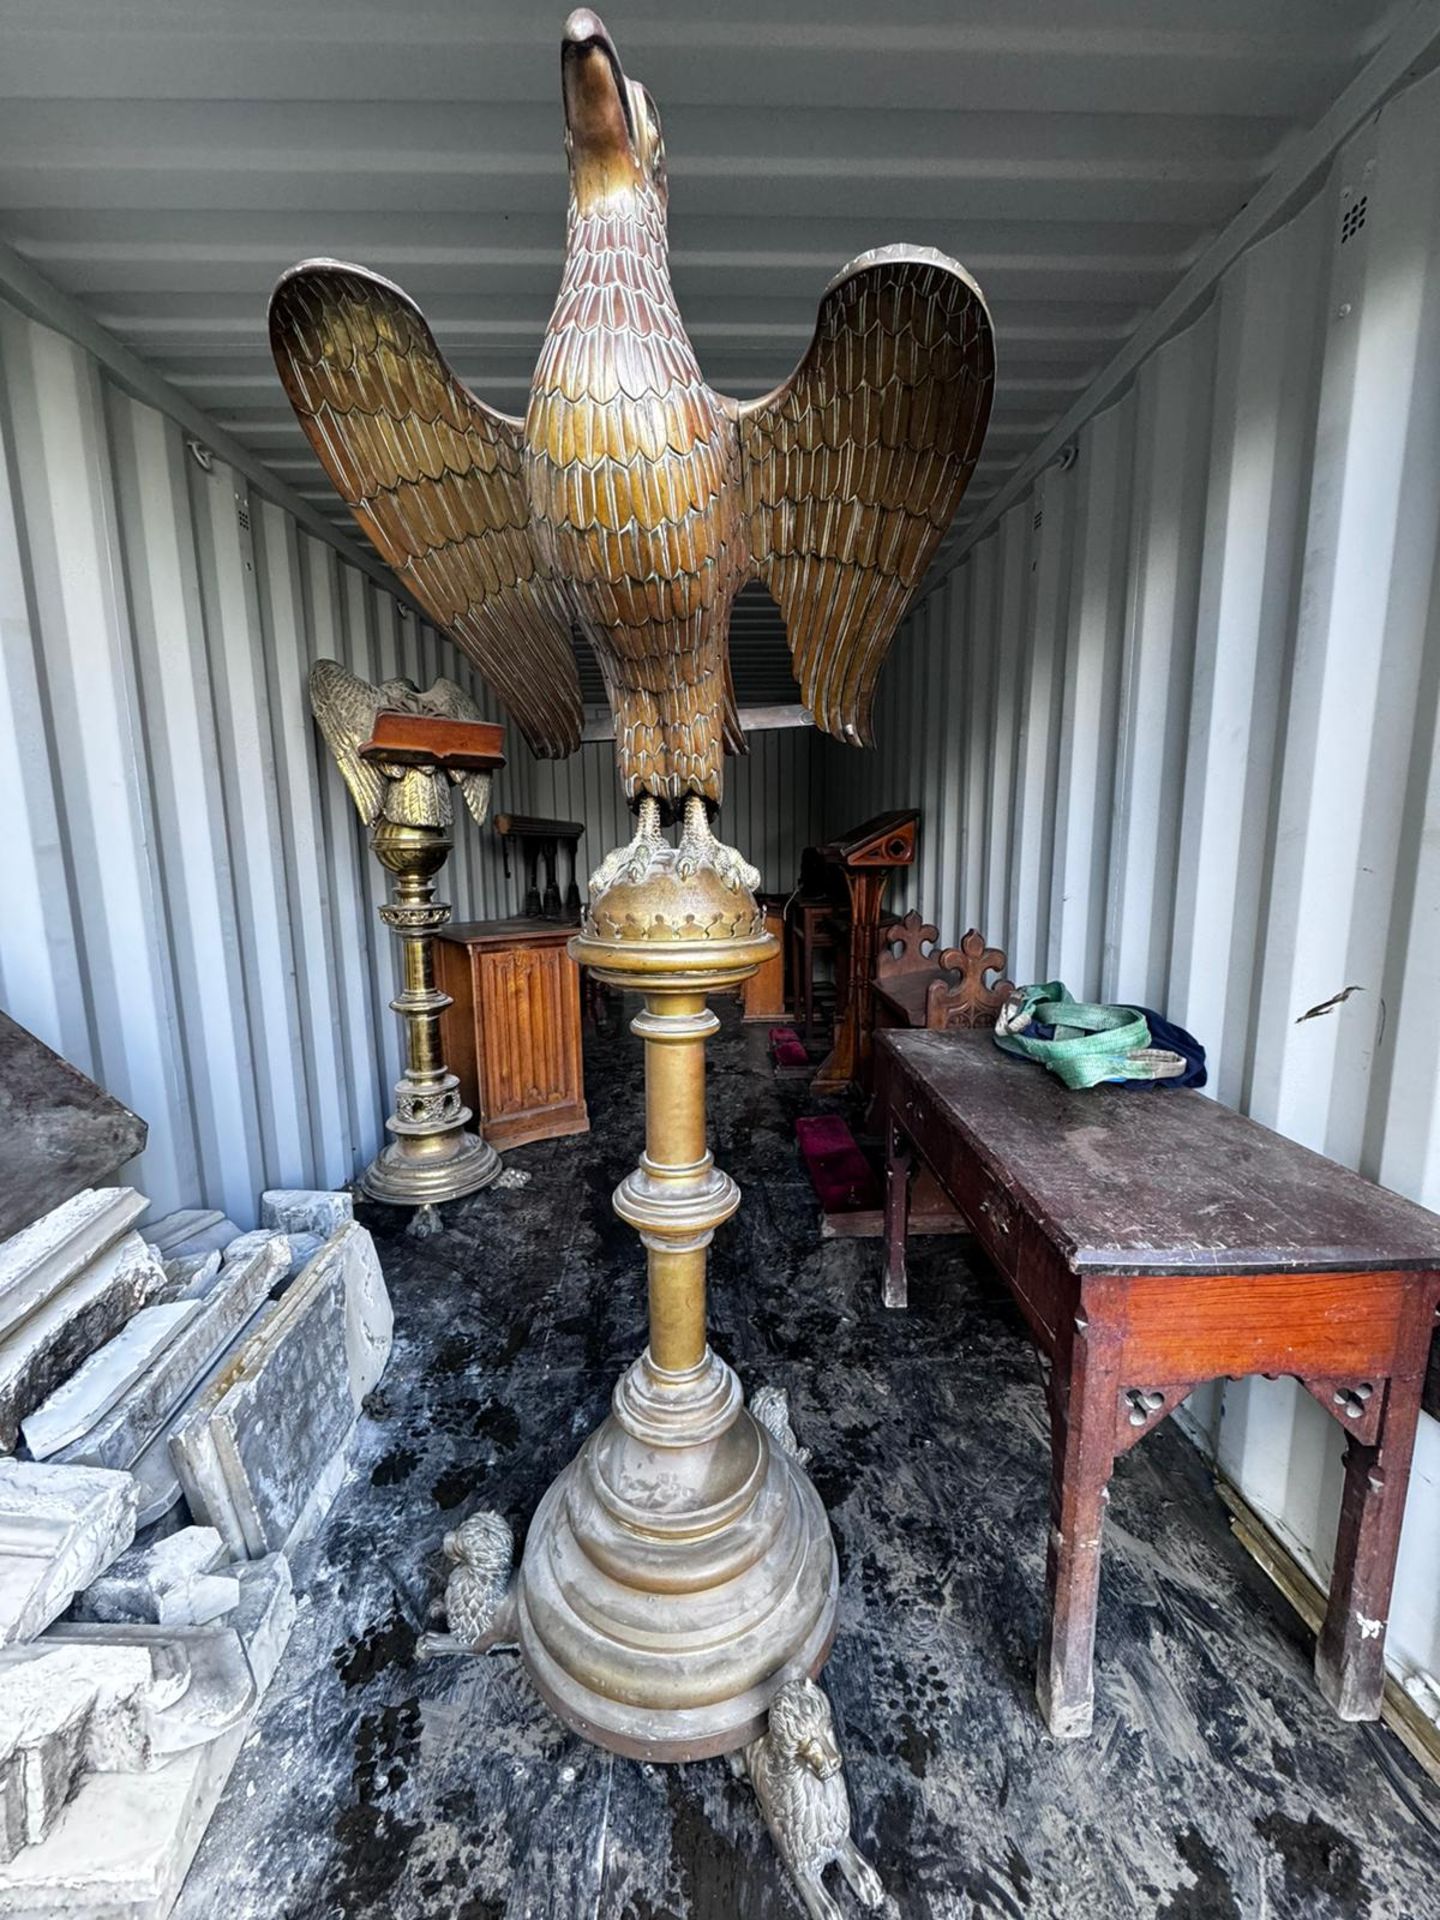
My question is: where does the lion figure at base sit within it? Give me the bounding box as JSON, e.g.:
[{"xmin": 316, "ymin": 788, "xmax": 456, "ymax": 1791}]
[
  {"xmin": 416, "ymin": 1509, "xmax": 516, "ymax": 1658},
  {"xmin": 738, "ymin": 1676, "xmax": 885, "ymax": 1920}
]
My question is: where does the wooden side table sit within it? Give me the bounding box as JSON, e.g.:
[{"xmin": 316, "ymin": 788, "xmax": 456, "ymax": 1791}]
[
  {"xmin": 874, "ymin": 1029, "xmax": 1440, "ymax": 1740},
  {"xmin": 435, "ymin": 919, "xmax": 589, "ymax": 1150},
  {"xmin": 493, "ymin": 814, "xmax": 585, "ymax": 919}
]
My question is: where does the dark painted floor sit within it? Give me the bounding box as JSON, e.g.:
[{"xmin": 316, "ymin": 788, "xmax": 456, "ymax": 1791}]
[{"xmin": 177, "ymin": 1001, "xmax": 1440, "ymax": 1920}]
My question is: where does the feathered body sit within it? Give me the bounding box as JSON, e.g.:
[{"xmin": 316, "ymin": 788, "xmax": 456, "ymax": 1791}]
[
  {"xmin": 527, "ymin": 181, "xmax": 744, "ymax": 805},
  {"xmin": 750, "ymin": 1384, "xmax": 812, "ymax": 1469},
  {"xmin": 269, "ymin": 9, "xmax": 994, "ymax": 821}
]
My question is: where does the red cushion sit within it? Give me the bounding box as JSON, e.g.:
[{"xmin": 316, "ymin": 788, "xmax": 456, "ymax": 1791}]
[
  {"xmin": 768, "ymin": 1026, "xmax": 810, "ymax": 1068},
  {"xmin": 795, "ymin": 1114, "xmax": 881, "ymax": 1213}
]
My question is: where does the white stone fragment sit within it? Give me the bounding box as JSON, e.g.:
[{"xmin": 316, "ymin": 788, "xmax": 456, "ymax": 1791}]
[
  {"xmin": 337, "ymin": 1222, "xmax": 394, "ymax": 1410},
  {"xmin": 0, "ymin": 1642, "xmax": 160, "ymax": 1860},
  {"xmin": 162, "ymin": 1224, "xmax": 389, "ymax": 1559},
  {"xmin": 161, "ymin": 1250, "xmax": 221, "ymax": 1300},
  {"xmin": 143, "ymin": 1210, "xmax": 236, "ymax": 1260},
  {"xmin": 260, "ymin": 1188, "xmax": 353, "ymax": 1238},
  {"xmin": 222, "ymin": 1230, "xmax": 321, "ymax": 1284},
  {"xmin": 53, "ymin": 1237, "xmax": 288, "ymax": 1480},
  {"xmin": 0, "ymin": 1720, "xmax": 249, "ymax": 1915},
  {"xmin": 21, "ymin": 1304, "xmax": 198, "ymax": 1460},
  {"xmin": 0, "ymin": 1234, "xmax": 179, "ymax": 1452},
  {"xmin": 0, "ymin": 1560, "xmax": 296, "ymax": 1917},
  {"xmin": 219, "ymin": 1228, "xmax": 288, "ymax": 1270},
  {"xmin": 127, "ymin": 1303, "xmax": 279, "ymax": 1530},
  {"xmin": 43, "ymin": 1621, "xmax": 256, "ymax": 1751},
  {"xmin": 171, "ymin": 1253, "xmax": 352, "ymax": 1557},
  {"xmin": 229, "ymin": 1554, "xmax": 295, "ymax": 1693},
  {"xmin": 73, "ymin": 1527, "xmax": 236, "ymax": 1630},
  {"xmin": 286, "ymin": 1231, "xmax": 325, "ymax": 1278},
  {"xmin": 0, "ymin": 1190, "xmax": 148, "ymax": 1342},
  {"xmin": 0, "ymin": 1462, "xmax": 138, "ymax": 1646}
]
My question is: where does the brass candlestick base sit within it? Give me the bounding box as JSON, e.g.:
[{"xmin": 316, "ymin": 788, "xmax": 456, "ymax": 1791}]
[
  {"xmin": 360, "ymin": 820, "xmax": 500, "ymax": 1209},
  {"xmin": 512, "ymin": 849, "xmax": 838, "ymax": 1761}
]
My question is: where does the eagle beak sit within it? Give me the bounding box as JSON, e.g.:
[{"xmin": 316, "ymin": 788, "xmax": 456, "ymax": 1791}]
[{"xmin": 563, "ymin": 9, "xmax": 639, "ymax": 197}]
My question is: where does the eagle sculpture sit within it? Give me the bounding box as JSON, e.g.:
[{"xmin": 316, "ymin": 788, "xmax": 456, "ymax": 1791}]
[
  {"xmin": 270, "ymin": 9, "xmax": 993, "ymax": 890},
  {"xmin": 309, "ymin": 659, "xmax": 496, "ymax": 832}
]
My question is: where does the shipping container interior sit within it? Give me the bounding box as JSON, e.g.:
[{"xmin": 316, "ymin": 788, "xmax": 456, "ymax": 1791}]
[{"xmin": 2, "ymin": 3, "xmax": 1440, "ymax": 1915}]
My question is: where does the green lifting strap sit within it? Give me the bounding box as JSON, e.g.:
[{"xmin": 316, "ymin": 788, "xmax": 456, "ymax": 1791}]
[{"xmin": 994, "ymin": 981, "xmax": 1187, "ymax": 1090}]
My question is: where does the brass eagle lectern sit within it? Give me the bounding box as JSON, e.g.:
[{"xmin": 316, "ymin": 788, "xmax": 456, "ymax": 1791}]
[
  {"xmin": 272, "ymin": 0, "xmax": 992, "ymax": 1872},
  {"xmin": 309, "ymin": 661, "xmax": 507, "ymax": 1215}
]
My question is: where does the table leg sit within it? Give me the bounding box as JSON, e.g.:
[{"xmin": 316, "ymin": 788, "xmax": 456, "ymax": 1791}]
[
  {"xmin": 1036, "ymin": 1312, "xmax": 1119, "ymax": 1739},
  {"xmin": 1315, "ymin": 1361, "xmax": 1427, "ymax": 1720},
  {"xmin": 883, "ymin": 1121, "xmax": 912, "ymax": 1310}
]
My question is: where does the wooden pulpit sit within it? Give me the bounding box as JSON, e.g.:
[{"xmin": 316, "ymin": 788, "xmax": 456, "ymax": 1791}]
[{"xmin": 811, "ymin": 810, "xmax": 919, "ymax": 1092}]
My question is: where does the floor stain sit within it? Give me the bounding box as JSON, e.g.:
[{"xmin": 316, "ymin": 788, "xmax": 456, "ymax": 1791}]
[{"xmin": 171, "ymin": 1001, "xmax": 1440, "ymax": 1920}]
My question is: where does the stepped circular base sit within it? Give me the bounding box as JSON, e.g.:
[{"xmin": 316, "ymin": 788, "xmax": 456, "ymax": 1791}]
[
  {"xmin": 359, "ymin": 1127, "xmax": 500, "ymax": 1208},
  {"xmin": 515, "ymin": 1348, "xmax": 839, "ymax": 1761}
]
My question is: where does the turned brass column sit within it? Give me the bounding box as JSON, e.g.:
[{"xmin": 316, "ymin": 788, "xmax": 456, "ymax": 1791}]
[
  {"xmin": 631, "ymin": 994, "xmax": 721, "ymax": 1371},
  {"xmin": 360, "ymin": 821, "xmax": 500, "ymax": 1210},
  {"xmin": 513, "ymin": 847, "xmax": 838, "ymax": 1762}
]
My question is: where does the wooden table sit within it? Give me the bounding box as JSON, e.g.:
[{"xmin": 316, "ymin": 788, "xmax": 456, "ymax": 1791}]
[
  {"xmin": 435, "ymin": 918, "xmax": 589, "ymax": 1150},
  {"xmin": 874, "ymin": 1029, "xmax": 1440, "ymax": 1739}
]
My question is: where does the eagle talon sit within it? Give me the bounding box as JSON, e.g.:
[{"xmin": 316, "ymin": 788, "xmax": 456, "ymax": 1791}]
[
  {"xmin": 588, "ymin": 796, "xmax": 666, "ymax": 897},
  {"xmin": 676, "ymin": 795, "xmax": 761, "ymax": 893}
]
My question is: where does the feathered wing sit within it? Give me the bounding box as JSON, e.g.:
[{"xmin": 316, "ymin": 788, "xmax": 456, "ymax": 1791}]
[
  {"xmin": 309, "ymin": 658, "xmax": 387, "ymax": 826},
  {"xmin": 737, "ymin": 246, "xmax": 994, "ymax": 743},
  {"xmin": 270, "ymin": 260, "xmax": 582, "ymax": 759},
  {"xmin": 420, "ymin": 676, "xmax": 496, "ymax": 827}
]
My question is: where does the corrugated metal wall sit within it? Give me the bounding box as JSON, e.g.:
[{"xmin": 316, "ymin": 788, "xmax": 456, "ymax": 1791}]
[
  {"xmin": 820, "ymin": 62, "xmax": 1440, "ymax": 1706},
  {"xmin": 0, "ymin": 300, "xmax": 527, "ymax": 1227}
]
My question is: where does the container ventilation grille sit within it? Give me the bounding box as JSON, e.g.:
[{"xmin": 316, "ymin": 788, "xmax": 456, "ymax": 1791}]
[
  {"xmin": 1340, "ymin": 195, "xmax": 1368, "ymax": 244},
  {"xmin": 236, "ymin": 501, "xmax": 251, "ymax": 533}
]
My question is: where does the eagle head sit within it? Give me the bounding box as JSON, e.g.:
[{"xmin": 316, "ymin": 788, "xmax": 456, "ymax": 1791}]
[{"xmin": 562, "ymin": 10, "xmax": 667, "ymax": 213}]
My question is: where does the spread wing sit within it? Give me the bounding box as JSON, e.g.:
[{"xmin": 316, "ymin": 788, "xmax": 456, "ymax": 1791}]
[
  {"xmin": 269, "ymin": 260, "xmax": 582, "ymax": 759},
  {"xmin": 419, "ymin": 676, "xmax": 496, "ymax": 826},
  {"xmin": 309, "ymin": 658, "xmax": 386, "ymax": 826},
  {"xmin": 738, "ymin": 246, "xmax": 994, "ymax": 744}
]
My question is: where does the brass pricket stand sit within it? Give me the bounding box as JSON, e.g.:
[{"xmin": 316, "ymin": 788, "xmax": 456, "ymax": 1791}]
[
  {"xmin": 512, "ymin": 846, "xmax": 839, "ymax": 1760},
  {"xmin": 360, "ymin": 818, "xmax": 499, "ymax": 1211}
]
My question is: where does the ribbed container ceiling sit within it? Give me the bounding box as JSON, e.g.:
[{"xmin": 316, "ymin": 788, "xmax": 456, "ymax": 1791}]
[{"xmin": 0, "ymin": 0, "xmax": 1412, "ymax": 686}]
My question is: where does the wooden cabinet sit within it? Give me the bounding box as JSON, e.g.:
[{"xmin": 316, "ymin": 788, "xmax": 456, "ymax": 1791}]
[
  {"xmin": 740, "ymin": 897, "xmax": 788, "ymax": 1021},
  {"xmin": 435, "ymin": 919, "xmax": 589, "ymax": 1150}
]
